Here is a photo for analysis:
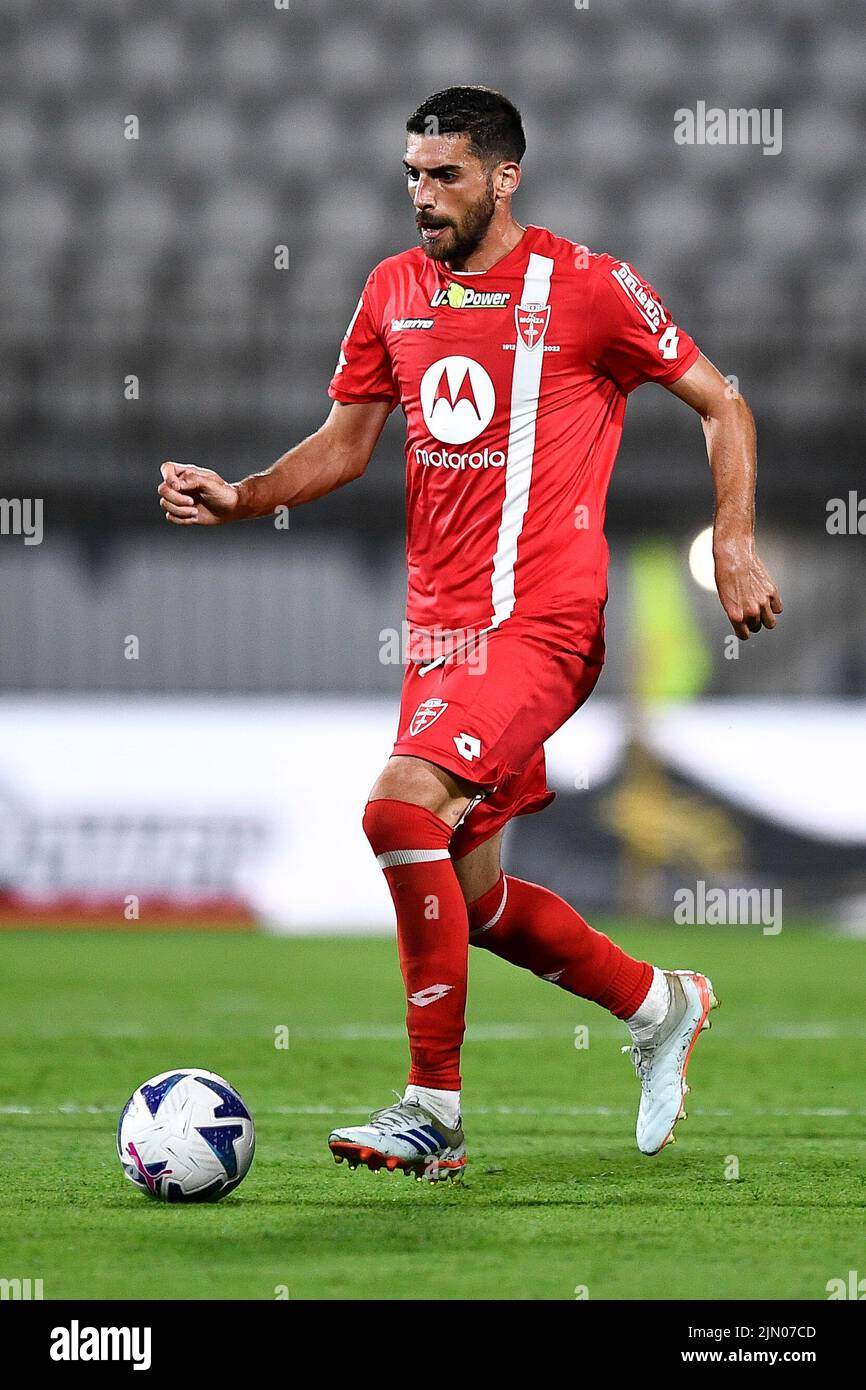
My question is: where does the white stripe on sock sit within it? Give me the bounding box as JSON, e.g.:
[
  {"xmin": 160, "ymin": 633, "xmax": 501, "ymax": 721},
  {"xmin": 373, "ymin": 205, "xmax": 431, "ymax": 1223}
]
[
  {"xmin": 469, "ymin": 876, "xmax": 508, "ymax": 937},
  {"xmin": 376, "ymin": 847, "xmax": 451, "ymax": 869}
]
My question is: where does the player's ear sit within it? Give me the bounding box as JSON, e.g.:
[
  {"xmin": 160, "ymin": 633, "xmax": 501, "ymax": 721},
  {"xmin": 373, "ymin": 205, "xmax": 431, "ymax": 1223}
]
[{"xmin": 494, "ymin": 160, "xmax": 521, "ymax": 200}]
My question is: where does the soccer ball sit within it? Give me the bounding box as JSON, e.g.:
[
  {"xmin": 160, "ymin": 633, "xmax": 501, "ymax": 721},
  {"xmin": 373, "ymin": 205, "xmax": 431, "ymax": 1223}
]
[{"xmin": 117, "ymin": 1068, "xmax": 255, "ymax": 1202}]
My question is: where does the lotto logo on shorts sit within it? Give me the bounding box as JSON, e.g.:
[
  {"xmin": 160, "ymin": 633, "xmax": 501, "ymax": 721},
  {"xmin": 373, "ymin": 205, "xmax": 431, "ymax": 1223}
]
[
  {"xmin": 453, "ymin": 732, "xmax": 482, "ymax": 762},
  {"xmin": 409, "ymin": 697, "xmax": 449, "ymax": 736}
]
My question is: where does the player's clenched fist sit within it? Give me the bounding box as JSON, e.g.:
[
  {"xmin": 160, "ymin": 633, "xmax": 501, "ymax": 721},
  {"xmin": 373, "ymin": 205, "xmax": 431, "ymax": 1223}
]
[
  {"xmin": 158, "ymin": 462, "xmax": 238, "ymax": 525},
  {"xmin": 713, "ymin": 536, "xmax": 783, "ymax": 640}
]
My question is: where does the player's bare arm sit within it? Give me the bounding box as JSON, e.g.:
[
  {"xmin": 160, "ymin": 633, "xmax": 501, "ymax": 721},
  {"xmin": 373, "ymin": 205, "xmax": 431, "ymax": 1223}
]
[
  {"xmin": 157, "ymin": 398, "xmax": 391, "ymax": 526},
  {"xmin": 666, "ymin": 353, "xmax": 783, "ymax": 640}
]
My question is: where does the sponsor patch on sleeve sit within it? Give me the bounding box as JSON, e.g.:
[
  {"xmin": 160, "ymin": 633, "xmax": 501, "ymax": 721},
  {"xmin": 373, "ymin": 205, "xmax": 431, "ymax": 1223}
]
[{"xmin": 609, "ymin": 261, "xmax": 667, "ymax": 333}]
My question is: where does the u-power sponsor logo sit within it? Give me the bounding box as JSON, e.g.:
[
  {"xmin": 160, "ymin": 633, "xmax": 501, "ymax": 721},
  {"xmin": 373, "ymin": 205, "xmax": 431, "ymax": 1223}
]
[{"xmin": 430, "ymin": 285, "xmax": 510, "ymax": 309}]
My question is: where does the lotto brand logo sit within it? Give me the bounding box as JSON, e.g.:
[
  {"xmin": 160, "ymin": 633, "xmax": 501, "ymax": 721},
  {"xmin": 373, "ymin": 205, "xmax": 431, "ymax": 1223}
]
[
  {"xmin": 334, "ymin": 293, "xmax": 364, "ymax": 375},
  {"xmin": 453, "ymin": 732, "xmax": 482, "ymax": 762},
  {"xmin": 409, "ymin": 697, "xmax": 449, "ymax": 736},
  {"xmin": 392, "ymin": 317, "xmax": 434, "ymax": 331},
  {"xmin": 409, "ymin": 983, "xmax": 454, "ymax": 1007},
  {"xmin": 430, "ymin": 284, "xmax": 510, "ymax": 309},
  {"xmin": 610, "ymin": 262, "xmax": 666, "ymax": 332},
  {"xmin": 420, "ymin": 356, "xmax": 496, "ymax": 445}
]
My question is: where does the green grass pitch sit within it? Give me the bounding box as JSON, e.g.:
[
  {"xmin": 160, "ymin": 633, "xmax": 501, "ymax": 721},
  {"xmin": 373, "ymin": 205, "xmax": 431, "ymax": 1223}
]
[{"xmin": 0, "ymin": 924, "xmax": 863, "ymax": 1300}]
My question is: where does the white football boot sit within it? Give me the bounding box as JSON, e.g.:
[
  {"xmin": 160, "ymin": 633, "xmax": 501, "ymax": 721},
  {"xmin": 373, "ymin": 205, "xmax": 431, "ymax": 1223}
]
[
  {"xmin": 328, "ymin": 1096, "xmax": 467, "ymax": 1182},
  {"xmin": 625, "ymin": 970, "xmax": 719, "ymax": 1155}
]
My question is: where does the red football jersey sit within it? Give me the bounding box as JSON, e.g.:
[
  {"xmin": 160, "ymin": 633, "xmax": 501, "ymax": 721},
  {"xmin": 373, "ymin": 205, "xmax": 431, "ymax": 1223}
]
[{"xmin": 328, "ymin": 224, "xmax": 699, "ymax": 661}]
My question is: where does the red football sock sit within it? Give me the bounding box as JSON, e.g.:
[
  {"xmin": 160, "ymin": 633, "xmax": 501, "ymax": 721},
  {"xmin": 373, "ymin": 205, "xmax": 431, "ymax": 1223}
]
[
  {"xmin": 363, "ymin": 798, "xmax": 468, "ymax": 1089},
  {"xmin": 467, "ymin": 873, "xmax": 652, "ymax": 1018}
]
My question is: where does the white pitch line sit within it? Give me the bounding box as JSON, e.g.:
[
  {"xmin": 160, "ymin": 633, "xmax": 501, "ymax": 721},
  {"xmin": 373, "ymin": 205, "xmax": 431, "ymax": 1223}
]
[
  {"xmin": 2, "ymin": 1103, "xmax": 866, "ymax": 1120},
  {"xmin": 245, "ymin": 1104, "xmax": 866, "ymax": 1120},
  {"xmin": 295, "ymin": 1022, "xmax": 866, "ymax": 1042},
  {"xmin": 7, "ymin": 1022, "xmax": 860, "ymax": 1043},
  {"xmin": 293, "ymin": 1024, "xmax": 579, "ymax": 1041},
  {"xmin": 764, "ymin": 1024, "xmax": 860, "ymax": 1039}
]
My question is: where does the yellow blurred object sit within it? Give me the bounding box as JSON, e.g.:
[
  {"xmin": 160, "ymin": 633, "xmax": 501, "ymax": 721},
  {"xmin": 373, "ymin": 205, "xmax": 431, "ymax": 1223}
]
[{"xmin": 630, "ymin": 538, "xmax": 711, "ymax": 701}]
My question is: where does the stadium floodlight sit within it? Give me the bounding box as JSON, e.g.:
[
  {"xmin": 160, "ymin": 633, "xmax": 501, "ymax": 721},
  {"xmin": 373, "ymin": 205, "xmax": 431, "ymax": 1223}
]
[{"xmin": 688, "ymin": 525, "xmax": 716, "ymax": 592}]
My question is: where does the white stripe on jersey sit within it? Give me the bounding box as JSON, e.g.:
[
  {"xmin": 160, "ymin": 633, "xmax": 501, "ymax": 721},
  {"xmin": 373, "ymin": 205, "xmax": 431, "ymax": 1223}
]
[{"xmin": 488, "ymin": 252, "xmax": 555, "ymax": 628}]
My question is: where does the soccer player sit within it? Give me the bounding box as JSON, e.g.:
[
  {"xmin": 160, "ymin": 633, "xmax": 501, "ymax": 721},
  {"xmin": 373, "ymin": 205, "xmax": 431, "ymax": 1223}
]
[{"xmin": 159, "ymin": 87, "xmax": 782, "ymax": 1182}]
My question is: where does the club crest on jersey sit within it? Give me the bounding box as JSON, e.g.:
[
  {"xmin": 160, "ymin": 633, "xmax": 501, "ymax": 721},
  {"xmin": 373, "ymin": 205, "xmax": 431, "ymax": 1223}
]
[
  {"xmin": 409, "ymin": 697, "xmax": 449, "ymax": 737},
  {"xmin": 515, "ymin": 302, "xmax": 551, "ymax": 351},
  {"xmin": 430, "ymin": 284, "xmax": 511, "ymax": 309}
]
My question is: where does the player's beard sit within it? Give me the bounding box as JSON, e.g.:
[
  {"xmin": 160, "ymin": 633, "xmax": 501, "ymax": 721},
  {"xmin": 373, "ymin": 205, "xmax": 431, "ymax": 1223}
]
[{"xmin": 417, "ymin": 176, "xmax": 496, "ymax": 265}]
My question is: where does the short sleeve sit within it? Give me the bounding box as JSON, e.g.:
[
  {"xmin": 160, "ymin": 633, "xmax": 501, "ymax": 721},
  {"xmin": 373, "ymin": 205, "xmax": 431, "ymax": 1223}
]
[
  {"xmin": 588, "ymin": 257, "xmax": 699, "ymax": 395},
  {"xmin": 328, "ymin": 271, "xmax": 398, "ymax": 407}
]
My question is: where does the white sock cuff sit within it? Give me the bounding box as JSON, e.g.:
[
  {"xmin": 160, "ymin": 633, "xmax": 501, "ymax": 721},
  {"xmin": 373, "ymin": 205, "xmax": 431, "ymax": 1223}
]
[
  {"xmin": 403, "ymin": 1084, "xmax": 461, "ymax": 1129},
  {"xmin": 626, "ymin": 967, "xmax": 670, "ymax": 1032}
]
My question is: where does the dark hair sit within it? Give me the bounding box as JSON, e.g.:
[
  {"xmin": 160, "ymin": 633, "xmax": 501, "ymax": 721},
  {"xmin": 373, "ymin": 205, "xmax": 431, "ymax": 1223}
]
[{"xmin": 406, "ymin": 86, "xmax": 526, "ymax": 166}]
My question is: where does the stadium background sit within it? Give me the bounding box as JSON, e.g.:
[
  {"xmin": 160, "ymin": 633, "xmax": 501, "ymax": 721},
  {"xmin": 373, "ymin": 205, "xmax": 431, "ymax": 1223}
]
[
  {"xmin": 3, "ymin": 0, "xmax": 866, "ymax": 1310},
  {"xmin": 1, "ymin": 0, "xmax": 864, "ymax": 930}
]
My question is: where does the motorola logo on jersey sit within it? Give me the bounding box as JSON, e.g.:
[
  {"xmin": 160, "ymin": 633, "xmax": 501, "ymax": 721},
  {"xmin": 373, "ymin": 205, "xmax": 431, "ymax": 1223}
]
[
  {"xmin": 415, "ymin": 446, "xmax": 505, "ymax": 470},
  {"xmin": 419, "ymin": 355, "xmax": 496, "ymax": 445}
]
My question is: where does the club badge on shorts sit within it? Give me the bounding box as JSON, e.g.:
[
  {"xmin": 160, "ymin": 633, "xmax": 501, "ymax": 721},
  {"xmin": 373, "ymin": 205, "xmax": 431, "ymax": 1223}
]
[{"xmin": 409, "ymin": 697, "xmax": 449, "ymax": 737}]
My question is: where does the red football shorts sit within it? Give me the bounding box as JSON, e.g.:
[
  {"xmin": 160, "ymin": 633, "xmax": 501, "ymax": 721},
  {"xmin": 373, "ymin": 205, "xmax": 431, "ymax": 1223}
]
[{"xmin": 391, "ymin": 618, "xmax": 604, "ymax": 860}]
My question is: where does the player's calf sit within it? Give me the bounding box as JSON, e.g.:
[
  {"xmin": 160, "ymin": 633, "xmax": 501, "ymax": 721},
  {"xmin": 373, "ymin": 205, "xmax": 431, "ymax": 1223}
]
[
  {"xmin": 465, "ymin": 873, "xmax": 719, "ymax": 1153},
  {"xmin": 362, "ymin": 797, "xmax": 470, "ymax": 1094}
]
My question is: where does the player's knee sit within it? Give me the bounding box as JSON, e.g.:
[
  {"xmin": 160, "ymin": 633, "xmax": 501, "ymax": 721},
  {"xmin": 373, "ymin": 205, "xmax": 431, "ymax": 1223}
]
[
  {"xmin": 362, "ymin": 798, "xmax": 397, "ymax": 857},
  {"xmin": 362, "ymin": 797, "xmax": 452, "ymax": 861},
  {"xmin": 367, "ymin": 755, "xmax": 470, "ymax": 825}
]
